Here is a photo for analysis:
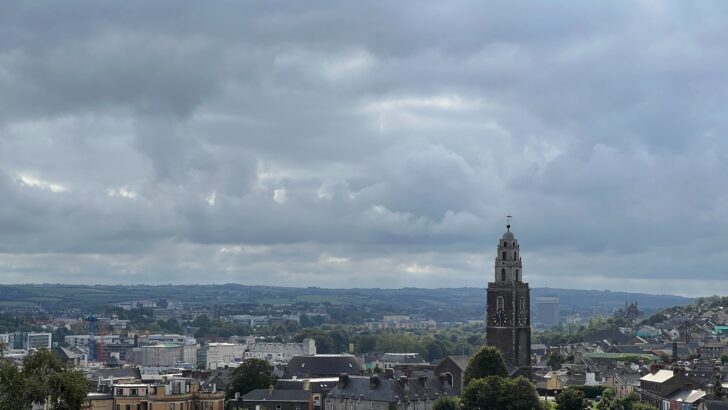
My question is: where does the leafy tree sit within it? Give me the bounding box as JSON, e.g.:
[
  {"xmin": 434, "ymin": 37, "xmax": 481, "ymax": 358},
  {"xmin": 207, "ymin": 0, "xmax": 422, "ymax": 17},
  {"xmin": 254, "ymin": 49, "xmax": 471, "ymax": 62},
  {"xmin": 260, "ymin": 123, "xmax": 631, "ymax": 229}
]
[
  {"xmin": 546, "ymin": 353, "xmax": 562, "ymax": 370},
  {"xmin": 226, "ymin": 358, "xmax": 277, "ymax": 400},
  {"xmin": 596, "ymin": 387, "xmax": 616, "ymax": 410},
  {"xmin": 504, "ymin": 376, "xmax": 541, "ymax": 410},
  {"xmin": 463, "ymin": 346, "xmax": 507, "ymax": 384},
  {"xmin": 192, "ymin": 315, "xmax": 211, "ymax": 328},
  {"xmin": 554, "ymin": 387, "xmax": 585, "ymax": 410},
  {"xmin": 721, "ymin": 353, "xmax": 728, "ymax": 364},
  {"xmin": 433, "ymin": 396, "xmax": 461, "ymax": 410},
  {"xmin": 620, "ymin": 392, "xmax": 656, "ymax": 410},
  {"xmin": 0, "ymin": 348, "xmax": 89, "ymax": 409},
  {"xmin": 461, "ymin": 376, "xmax": 539, "ymax": 410},
  {"xmin": 461, "ymin": 376, "xmax": 508, "ymax": 410}
]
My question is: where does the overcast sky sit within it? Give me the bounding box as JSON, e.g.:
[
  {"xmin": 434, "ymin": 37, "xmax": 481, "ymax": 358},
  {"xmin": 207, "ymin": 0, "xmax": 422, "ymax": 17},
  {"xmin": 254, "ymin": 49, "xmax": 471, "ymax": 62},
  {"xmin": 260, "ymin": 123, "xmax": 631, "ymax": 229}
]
[{"xmin": 1, "ymin": 1, "xmax": 727, "ymax": 296}]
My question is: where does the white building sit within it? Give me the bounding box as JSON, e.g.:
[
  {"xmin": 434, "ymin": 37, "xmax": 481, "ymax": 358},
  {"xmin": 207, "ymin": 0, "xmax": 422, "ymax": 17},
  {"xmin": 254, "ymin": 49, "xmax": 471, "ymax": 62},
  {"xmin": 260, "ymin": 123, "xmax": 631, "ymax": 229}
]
[
  {"xmin": 128, "ymin": 343, "xmax": 197, "ymax": 367},
  {"xmin": 0, "ymin": 332, "xmax": 52, "ymax": 349},
  {"xmin": 27, "ymin": 333, "xmax": 52, "ymax": 349},
  {"xmin": 143, "ymin": 334, "xmax": 197, "ymax": 346},
  {"xmin": 244, "ymin": 338, "xmax": 316, "ymax": 363},
  {"xmin": 202, "ymin": 343, "xmax": 246, "ymax": 369}
]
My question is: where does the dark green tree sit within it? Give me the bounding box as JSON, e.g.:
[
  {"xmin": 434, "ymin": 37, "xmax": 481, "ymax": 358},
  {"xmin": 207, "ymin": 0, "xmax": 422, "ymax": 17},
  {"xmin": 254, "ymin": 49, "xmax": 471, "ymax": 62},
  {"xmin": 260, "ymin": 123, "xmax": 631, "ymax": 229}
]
[
  {"xmin": 554, "ymin": 387, "xmax": 585, "ymax": 410},
  {"xmin": 226, "ymin": 358, "xmax": 277, "ymax": 399},
  {"xmin": 0, "ymin": 348, "xmax": 89, "ymax": 409},
  {"xmin": 546, "ymin": 353, "xmax": 562, "ymax": 370},
  {"xmin": 433, "ymin": 395, "xmax": 461, "ymax": 410},
  {"xmin": 461, "ymin": 376, "xmax": 508, "ymax": 410},
  {"xmin": 596, "ymin": 387, "xmax": 616, "ymax": 410},
  {"xmin": 461, "ymin": 376, "xmax": 539, "ymax": 410},
  {"xmin": 620, "ymin": 392, "xmax": 656, "ymax": 410},
  {"xmin": 504, "ymin": 376, "xmax": 541, "ymax": 410},
  {"xmin": 463, "ymin": 346, "xmax": 507, "ymax": 384}
]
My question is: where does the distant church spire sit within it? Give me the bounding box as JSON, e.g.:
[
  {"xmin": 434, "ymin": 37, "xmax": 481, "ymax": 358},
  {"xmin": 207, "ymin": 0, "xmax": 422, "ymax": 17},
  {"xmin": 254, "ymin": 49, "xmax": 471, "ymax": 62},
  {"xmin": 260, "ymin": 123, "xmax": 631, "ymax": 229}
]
[{"xmin": 495, "ymin": 217, "xmax": 522, "ymax": 283}]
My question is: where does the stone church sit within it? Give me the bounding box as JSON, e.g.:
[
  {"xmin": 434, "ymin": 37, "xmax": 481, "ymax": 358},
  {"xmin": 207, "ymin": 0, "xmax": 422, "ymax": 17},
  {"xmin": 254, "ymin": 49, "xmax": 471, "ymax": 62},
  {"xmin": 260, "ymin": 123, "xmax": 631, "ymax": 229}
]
[{"xmin": 485, "ymin": 222, "xmax": 531, "ymax": 368}]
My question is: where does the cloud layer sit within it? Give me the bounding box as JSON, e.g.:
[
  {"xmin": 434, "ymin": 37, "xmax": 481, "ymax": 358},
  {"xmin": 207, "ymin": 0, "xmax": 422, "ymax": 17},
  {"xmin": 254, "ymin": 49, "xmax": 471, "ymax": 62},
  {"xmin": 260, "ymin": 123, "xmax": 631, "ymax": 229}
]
[{"xmin": 1, "ymin": 1, "xmax": 728, "ymax": 296}]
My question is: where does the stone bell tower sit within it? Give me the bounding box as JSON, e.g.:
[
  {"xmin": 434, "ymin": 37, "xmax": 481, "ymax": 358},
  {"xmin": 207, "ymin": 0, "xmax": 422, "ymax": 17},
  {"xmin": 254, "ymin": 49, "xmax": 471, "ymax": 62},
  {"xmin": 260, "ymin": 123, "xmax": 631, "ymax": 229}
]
[{"xmin": 485, "ymin": 218, "xmax": 531, "ymax": 368}]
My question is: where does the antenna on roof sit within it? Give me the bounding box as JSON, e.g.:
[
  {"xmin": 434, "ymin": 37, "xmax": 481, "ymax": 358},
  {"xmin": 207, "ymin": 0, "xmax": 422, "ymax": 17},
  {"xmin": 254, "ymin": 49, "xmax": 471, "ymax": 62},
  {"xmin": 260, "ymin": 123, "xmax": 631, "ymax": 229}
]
[{"xmin": 506, "ymin": 215, "xmax": 512, "ymax": 231}]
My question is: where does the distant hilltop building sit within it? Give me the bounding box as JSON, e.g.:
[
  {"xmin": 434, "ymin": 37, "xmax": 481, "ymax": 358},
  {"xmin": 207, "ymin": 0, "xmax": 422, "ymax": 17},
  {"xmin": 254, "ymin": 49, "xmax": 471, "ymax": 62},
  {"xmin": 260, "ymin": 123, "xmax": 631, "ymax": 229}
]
[
  {"xmin": 485, "ymin": 220, "xmax": 531, "ymax": 368},
  {"xmin": 614, "ymin": 301, "xmax": 641, "ymax": 321},
  {"xmin": 536, "ymin": 296, "xmax": 560, "ymax": 328},
  {"xmin": 365, "ymin": 315, "xmax": 436, "ymax": 330}
]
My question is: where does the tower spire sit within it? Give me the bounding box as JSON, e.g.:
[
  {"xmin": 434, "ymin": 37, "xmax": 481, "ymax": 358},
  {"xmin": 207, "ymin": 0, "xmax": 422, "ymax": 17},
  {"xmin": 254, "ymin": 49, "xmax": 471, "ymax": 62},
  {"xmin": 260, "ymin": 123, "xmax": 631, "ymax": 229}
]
[{"xmin": 506, "ymin": 215, "xmax": 512, "ymax": 231}]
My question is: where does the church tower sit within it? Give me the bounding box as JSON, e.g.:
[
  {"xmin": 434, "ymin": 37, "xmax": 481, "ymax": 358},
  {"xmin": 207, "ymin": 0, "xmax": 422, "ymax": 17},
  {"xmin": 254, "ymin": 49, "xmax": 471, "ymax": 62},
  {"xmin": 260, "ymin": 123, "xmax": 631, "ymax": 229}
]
[{"xmin": 485, "ymin": 220, "xmax": 531, "ymax": 368}]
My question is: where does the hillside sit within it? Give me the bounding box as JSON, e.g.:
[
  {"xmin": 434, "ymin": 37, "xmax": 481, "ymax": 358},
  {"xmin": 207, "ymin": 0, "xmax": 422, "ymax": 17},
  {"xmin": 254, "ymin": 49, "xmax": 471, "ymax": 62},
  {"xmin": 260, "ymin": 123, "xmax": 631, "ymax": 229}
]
[{"xmin": 0, "ymin": 284, "xmax": 691, "ymax": 320}]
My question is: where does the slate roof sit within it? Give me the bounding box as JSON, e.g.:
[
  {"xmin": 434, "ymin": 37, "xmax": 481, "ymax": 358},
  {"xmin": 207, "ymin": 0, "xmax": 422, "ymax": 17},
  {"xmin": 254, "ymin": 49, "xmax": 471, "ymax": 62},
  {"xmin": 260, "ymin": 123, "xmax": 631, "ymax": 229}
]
[
  {"xmin": 608, "ymin": 345, "xmax": 646, "ymax": 355},
  {"xmin": 446, "ymin": 355, "xmax": 471, "ymax": 371},
  {"xmin": 582, "ymin": 328, "xmax": 632, "ymax": 344},
  {"xmin": 283, "ymin": 355, "xmax": 364, "ymax": 379},
  {"xmin": 243, "ymin": 389, "xmax": 311, "ymax": 403},
  {"xmin": 327, "ymin": 375, "xmax": 456, "ymax": 402},
  {"xmin": 380, "ymin": 353, "xmax": 425, "ymax": 364},
  {"xmin": 703, "ymin": 400, "xmax": 728, "ymax": 410}
]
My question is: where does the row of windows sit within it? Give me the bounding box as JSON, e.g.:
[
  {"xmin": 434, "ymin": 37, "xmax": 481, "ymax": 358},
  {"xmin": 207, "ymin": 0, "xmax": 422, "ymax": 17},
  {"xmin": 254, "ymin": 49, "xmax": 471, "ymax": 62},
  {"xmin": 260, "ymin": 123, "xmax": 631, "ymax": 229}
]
[{"xmin": 495, "ymin": 296, "xmax": 527, "ymax": 311}]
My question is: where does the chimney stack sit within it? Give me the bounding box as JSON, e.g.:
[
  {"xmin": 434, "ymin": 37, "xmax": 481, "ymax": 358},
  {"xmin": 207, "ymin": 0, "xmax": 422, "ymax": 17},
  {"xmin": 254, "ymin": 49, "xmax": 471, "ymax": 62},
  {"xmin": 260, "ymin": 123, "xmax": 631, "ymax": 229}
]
[
  {"xmin": 385, "ymin": 368, "xmax": 394, "ymax": 379},
  {"xmin": 399, "ymin": 375, "xmax": 409, "ymax": 390},
  {"xmin": 338, "ymin": 373, "xmax": 349, "ymax": 388},
  {"xmin": 369, "ymin": 375, "xmax": 380, "ymax": 390}
]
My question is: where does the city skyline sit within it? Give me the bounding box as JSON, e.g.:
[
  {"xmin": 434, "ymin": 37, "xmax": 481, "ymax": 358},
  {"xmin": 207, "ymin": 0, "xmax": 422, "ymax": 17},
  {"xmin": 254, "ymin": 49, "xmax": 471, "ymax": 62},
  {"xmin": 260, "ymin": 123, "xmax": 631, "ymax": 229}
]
[{"xmin": 1, "ymin": 2, "xmax": 728, "ymax": 296}]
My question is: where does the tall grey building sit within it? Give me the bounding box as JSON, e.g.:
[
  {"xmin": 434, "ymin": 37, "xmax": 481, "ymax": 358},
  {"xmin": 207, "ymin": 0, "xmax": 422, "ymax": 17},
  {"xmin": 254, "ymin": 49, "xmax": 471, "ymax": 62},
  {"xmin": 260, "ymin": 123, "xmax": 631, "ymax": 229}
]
[{"xmin": 536, "ymin": 296, "xmax": 560, "ymax": 328}]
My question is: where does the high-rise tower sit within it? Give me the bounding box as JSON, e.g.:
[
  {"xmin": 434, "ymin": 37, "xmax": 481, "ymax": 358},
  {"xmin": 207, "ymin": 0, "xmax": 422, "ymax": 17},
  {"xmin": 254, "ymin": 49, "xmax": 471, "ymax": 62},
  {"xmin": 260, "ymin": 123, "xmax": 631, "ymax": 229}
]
[{"xmin": 485, "ymin": 220, "xmax": 531, "ymax": 368}]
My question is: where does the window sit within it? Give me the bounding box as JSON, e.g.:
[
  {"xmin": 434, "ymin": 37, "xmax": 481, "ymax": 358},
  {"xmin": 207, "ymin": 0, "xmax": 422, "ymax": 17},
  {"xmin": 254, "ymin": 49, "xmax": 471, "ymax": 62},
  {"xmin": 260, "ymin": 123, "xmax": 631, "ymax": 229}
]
[
  {"xmin": 502, "ymin": 251, "xmax": 507, "ymax": 260},
  {"xmin": 497, "ymin": 296, "xmax": 504, "ymax": 310},
  {"xmin": 514, "ymin": 252, "xmax": 518, "ymax": 259},
  {"xmin": 515, "ymin": 269, "xmax": 519, "ymax": 281},
  {"xmin": 277, "ymin": 406, "xmax": 282, "ymax": 410},
  {"xmin": 520, "ymin": 297, "xmax": 525, "ymax": 312},
  {"xmin": 500, "ymin": 269, "xmax": 505, "ymax": 281}
]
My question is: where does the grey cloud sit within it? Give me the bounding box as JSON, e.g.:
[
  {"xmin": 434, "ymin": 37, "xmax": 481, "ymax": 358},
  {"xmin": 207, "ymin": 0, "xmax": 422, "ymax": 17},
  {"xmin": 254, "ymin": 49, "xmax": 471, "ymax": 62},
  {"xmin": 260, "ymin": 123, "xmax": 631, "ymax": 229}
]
[{"xmin": 0, "ymin": 1, "xmax": 727, "ymax": 295}]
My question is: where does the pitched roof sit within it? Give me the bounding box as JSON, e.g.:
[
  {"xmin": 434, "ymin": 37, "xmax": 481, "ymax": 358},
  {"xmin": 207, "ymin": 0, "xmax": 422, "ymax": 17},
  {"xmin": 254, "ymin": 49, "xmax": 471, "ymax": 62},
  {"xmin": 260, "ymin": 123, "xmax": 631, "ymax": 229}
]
[
  {"xmin": 327, "ymin": 375, "xmax": 456, "ymax": 402},
  {"xmin": 640, "ymin": 369, "xmax": 674, "ymax": 383},
  {"xmin": 283, "ymin": 355, "xmax": 364, "ymax": 379},
  {"xmin": 243, "ymin": 389, "xmax": 311, "ymax": 402},
  {"xmin": 436, "ymin": 355, "xmax": 470, "ymax": 371},
  {"xmin": 665, "ymin": 388, "xmax": 706, "ymax": 403},
  {"xmin": 380, "ymin": 353, "xmax": 425, "ymax": 364}
]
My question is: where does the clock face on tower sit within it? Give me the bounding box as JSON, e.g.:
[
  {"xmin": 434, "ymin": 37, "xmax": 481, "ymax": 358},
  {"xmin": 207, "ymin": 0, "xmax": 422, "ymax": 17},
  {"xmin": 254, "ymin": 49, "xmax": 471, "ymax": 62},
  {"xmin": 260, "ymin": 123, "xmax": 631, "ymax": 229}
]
[
  {"xmin": 518, "ymin": 311, "xmax": 528, "ymax": 326},
  {"xmin": 493, "ymin": 309, "xmax": 507, "ymax": 326}
]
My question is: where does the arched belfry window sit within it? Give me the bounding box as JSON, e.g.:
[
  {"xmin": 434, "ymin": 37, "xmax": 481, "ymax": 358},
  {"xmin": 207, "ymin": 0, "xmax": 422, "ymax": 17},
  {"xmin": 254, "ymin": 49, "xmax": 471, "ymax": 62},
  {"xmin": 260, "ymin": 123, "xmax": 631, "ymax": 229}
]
[
  {"xmin": 514, "ymin": 252, "xmax": 518, "ymax": 260},
  {"xmin": 515, "ymin": 269, "xmax": 519, "ymax": 281},
  {"xmin": 502, "ymin": 251, "xmax": 507, "ymax": 260},
  {"xmin": 497, "ymin": 296, "xmax": 504, "ymax": 310},
  {"xmin": 520, "ymin": 297, "xmax": 525, "ymax": 312},
  {"xmin": 501, "ymin": 269, "xmax": 506, "ymax": 281}
]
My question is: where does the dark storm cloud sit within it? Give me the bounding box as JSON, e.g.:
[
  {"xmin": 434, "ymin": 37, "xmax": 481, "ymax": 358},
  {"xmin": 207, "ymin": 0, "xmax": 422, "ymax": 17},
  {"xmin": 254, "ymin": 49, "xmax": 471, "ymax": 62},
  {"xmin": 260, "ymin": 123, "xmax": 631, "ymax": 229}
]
[{"xmin": 1, "ymin": 1, "xmax": 727, "ymax": 295}]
